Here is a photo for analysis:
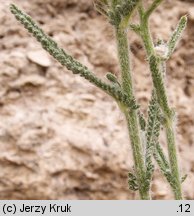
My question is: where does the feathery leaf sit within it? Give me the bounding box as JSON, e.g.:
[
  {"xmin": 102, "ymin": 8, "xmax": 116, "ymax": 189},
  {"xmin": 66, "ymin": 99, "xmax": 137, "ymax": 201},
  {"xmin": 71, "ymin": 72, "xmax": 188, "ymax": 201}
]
[
  {"xmin": 167, "ymin": 15, "xmax": 187, "ymax": 58},
  {"xmin": 155, "ymin": 142, "xmax": 170, "ymax": 169},
  {"xmin": 109, "ymin": 0, "xmax": 140, "ymax": 27},
  {"xmin": 153, "ymin": 146, "xmax": 175, "ymax": 187},
  {"xmin": 138, "ymin": 111, "xmax": 146, "ymax": 131},
  {"xmin": 149, "ymin": 55, "xmax": 171, "ymax": 117},
  {"xmin": 116, "ymin": 0, "xmax": 140, "ymax": 17},
  {"xmin": 10, "ymin": 4, "xmax": 136, "ymax": 109},
  {"xmin": 128, "ymin": 172, "xmax": 139, "ymax": 191},
  {"xmin": 181, "ymin": 174, "xmax": 188, "ymax": 183},
  {"xmin": 145, "ymin": 91, "xmax": 161, "ymax": 182}
]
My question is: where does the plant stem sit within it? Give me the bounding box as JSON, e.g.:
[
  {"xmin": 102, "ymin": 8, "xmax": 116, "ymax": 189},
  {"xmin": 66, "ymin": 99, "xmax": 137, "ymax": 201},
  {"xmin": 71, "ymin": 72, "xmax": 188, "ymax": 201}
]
[
  {"xmin": 140, "ymin": 18, "xmax": 154, "ymax": 56},
  {"xmin": 145, "ymin": 0, "xmax": 164, "ymax": 19},
  {"xmin": 165, "ymin": 122, "xmax": 182, "ymax": 199},
  {"xmin": 116, "ymin": 28, "xmax": 133, "ymax": 98},
  {"xmin": 115, "ymin": 27, "xmax": 150, "ymax": 200},
  {"xmin": 139, "ymin": 12, "xmax": 183, "ymax": 199}
]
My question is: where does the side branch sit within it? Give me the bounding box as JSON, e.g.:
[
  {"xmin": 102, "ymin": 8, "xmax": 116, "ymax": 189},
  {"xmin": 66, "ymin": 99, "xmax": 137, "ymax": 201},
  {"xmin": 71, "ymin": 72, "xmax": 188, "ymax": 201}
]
[
  {"xmin": 145, "ymin": 0, "xmax": 164, "ymax": 18},
  {"xmin": 10, "ymin": 4, "xmax": 136, "ymax": 108},
  {"xmin": 167, "ymin": 16, "xmax": 187, "ymax": 58}
]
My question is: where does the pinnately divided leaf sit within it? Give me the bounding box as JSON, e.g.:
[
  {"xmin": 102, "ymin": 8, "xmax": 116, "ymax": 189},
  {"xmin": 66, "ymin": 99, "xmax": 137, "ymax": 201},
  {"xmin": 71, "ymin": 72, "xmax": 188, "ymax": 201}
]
[
  {"xmin": 149, "ymin": 55, "xmax": 171, "ymax": 117},
  {"xmin": 167, "ymin": 15, "xmax": 187, "ymax": 58},
  {"xmin": 94, "ymin": 0, "xmax": 140, "ymax": 27},
  {"xmin": 138, "ymin": 111, "xmax": 146, "ymax": 131},
  {"xmin": 94, "ymin": 0, "xmax": 109, "ymax": 17},
  {"xmin": 108, "ymin": 0, "xmax": 140, "ymax": 27},
  {"xmin": 155, "ymin": 142, "xmax": 170, "ymax": 170},
  {"xmin": 153, "ymin": 146, "xmax": 175, "ymax": 187},
  {"xmin": 145, "ymin": 92, "xmax": 161, "ymax": 181},
  {"xmin": 10, "ymin": 1, "xmax": 186, "ymax": 200},
  {"xmin": 116, "ymin": 0, "xmax": 140, "ymax": 17},
  {"xmin": 128, "ymin": 172, "xmax": 139, "ymax": 191},
  {"xmin": 10, "ymin": 4, "xmax": 137, "ymax": 110}
]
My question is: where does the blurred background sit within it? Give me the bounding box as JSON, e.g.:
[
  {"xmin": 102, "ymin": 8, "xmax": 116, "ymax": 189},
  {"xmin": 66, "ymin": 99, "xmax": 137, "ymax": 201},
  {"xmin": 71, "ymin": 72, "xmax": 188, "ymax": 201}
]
[{"xmin": 0, "ymin": 0, "xmax": 193, "ymax": 200}]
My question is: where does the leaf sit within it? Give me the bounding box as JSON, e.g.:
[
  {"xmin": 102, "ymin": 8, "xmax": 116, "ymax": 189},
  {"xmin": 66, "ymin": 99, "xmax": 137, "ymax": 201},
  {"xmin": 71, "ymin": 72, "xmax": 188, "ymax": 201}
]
[
  {"xmin": 167, "ymin": 15, "xmax": 187, "ymax": 58},
  {"xmin": 155, "ymin": 142, "xmax": 170, "ymax": 169},
  {"xmin": 108, "ymin": 0, "xmax": 140, "ymax": 27},
  {"xmin": 10, "ymin": 4, "xmax": 135, "ymax": 109},
  {"xmin": 153, "ymin": 146, "xmax": 175, "ymax": 188},
  {"xmin": 138, "ymin": 111, "xmax": 146, "ymax": 131},
  {"xmin": 94, "ymin": 0, "xmax": 109, "ymax": 17},
  {"xmin": 149, "ymin": 55, "xmax": 170, "ymax": 116},
  {"xmin": 116, "ymin": 0, "xmax": 140, "ymax": 17},
  {"xmin": 128, "ymin": 172, "xmax": 139, "ymax": 191},
  {"xmin": 145, "ymin": 91, "xmax": 161, "ymax": 181},
  {"xmin": 106, "ymin": 72, "xmax": 119, "ymax": 84},
  {"xmin": 181, "ymin": 174, "xmax": 188, "ymax": 183}
]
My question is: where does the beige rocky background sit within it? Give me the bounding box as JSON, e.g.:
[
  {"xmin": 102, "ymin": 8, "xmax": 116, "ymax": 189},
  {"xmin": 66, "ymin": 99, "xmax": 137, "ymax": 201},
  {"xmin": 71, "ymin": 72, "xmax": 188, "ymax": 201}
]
[{"xmin": 0, "ymin": 0, "xmax": 193, "ymax": 200}]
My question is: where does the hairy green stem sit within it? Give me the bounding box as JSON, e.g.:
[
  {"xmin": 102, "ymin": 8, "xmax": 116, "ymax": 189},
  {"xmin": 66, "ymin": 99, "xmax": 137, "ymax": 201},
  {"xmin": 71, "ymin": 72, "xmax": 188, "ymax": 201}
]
[
  {"xmin": 116, "ymin": 28, "xmax": 133, "ymax": 98},
  {"xmin": 140, "ymin": 19, "xmax": 154, "ymax": 56},
  {"xmin": 139, "ymin": 10, "xmax": 182, "ymax": 199},
  {"xmin": 115, "ymin": 27, "xmax": 150, "ymax": 200},
  {"xmin": 165, "ymin": 122, "xmax": 182, "ymax": 199},
  {"xmin": 10, "ymin": 1, "xmax": 186, "ymax": 200},
  {"xmin": 145, "ymin": 0, "xmax": 164, "ymax": 19}
]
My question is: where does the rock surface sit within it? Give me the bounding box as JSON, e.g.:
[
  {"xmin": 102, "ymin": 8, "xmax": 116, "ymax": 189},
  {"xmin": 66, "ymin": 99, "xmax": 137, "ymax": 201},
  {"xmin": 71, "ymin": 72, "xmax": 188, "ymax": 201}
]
[{"xmin": 0, "ymin": 0, "xmax": 193, "ymax": 199}]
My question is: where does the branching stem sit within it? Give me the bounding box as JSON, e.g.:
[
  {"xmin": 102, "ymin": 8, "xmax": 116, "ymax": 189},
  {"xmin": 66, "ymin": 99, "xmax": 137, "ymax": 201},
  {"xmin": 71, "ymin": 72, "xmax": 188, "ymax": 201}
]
[
  {"xmin": 138, "ymin": 4, "xmax": 183, "ymax": 199},
  {"xmin": 115, "ymin": 27, "xmax": 150, "ymax": 200},
  {"xmin": 10, "ymin": 1, "xmax": 187, "ymax": 200},
  {"xmin": 145, "ymin": 0, "xmax": 164, "ymax": 19}
]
